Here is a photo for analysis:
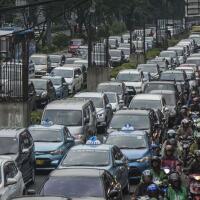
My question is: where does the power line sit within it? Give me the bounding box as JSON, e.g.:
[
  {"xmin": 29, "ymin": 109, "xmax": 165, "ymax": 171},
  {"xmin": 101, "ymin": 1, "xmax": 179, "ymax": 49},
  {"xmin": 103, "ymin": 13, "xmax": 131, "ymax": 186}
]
[{"xmin": 0, "ymin": 0, "xmax": 91, "ymax": 37}]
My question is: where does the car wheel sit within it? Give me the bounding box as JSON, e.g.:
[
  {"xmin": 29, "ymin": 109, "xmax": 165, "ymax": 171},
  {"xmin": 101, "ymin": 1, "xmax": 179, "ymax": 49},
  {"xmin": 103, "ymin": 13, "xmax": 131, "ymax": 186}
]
[
  {"xmin": 123, "ymin": 181, "xmax": 130, "ymax": 194},
  {"xmin": 30, "ymin": 168, "xmax": 35, "ymax": 185}
]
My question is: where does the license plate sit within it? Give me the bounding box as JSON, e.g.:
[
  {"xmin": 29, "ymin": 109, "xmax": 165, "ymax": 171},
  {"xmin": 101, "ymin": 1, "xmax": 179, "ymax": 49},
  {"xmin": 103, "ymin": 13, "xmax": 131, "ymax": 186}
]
[{"xmin": 36, "ymin": 160, "xmax": 45, "ymax": 165}]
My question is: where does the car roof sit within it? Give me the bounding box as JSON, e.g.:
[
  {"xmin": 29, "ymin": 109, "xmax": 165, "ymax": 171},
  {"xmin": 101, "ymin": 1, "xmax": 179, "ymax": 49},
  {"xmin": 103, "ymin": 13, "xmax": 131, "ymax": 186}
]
[
  {"xmin": 42, "ymin": 76, "xmax": 62, "ymax": 79},
  {"xmin": 98, "ymin": 81, "xmax": 123, "ymax": 86},
  {"xmin": 187, "ymin": 57, "xmax": 200, "ymax": 60},
  {"xmin": 168, "ymin": 47, "xmax": 183, "ymax": 50},
  {"xmin": 149, "ymin": 90, "xmax": 176, "ymax": 95},
  {"xmin": 0, "ymin": 128, "xmax": 26, "ymax": 138},
  {"xmin": 71, "ymin": 144, "xmax": 114, "ymax": 151},
  {"xmin": 109, "ymin": 130, "xmax": 146, "ymax": 136},
  {"xmin": 54, "ymin": 65, "xmax": 81, "ymax": 70},
  {"xmin": 31, "ymin": 54, "xmax": 47, "ymax": 57},
  {"xmin": 160, "ymin": 50, "xmax": 176, "ymax": 53},
  {"xmin": 176, "ymin": 67, "xmax": 194, "ymax": 71},
  {"xmin": 118, "ymin": 69, "xmax": 140, "ymax": 74},
  {"xmin": 44, "ymin": 99, "xmax": 91, "ymax": 110},
  {"xmin": 138, "ymin": 63, "xmax": 157, "ymax": 67},
  {"xmin": 75, "ymin": 92, "xmax": 104, "ymax": 98},
  {"xmin": 50, "ymin": 168, "xmax": 105, "ymax": 177},
  {"xmin": 133, "ymin": 94, "xmax": 162, "ymax": 100},
  {"xmin": 29, "ymin": 124, "xmax": 65, "ymax": 131},
  {"xmin": 162, "ymin": 70, "xmax": 183, "ymax": 74},
  {"xmin": 30, "ymin": 78, "xmax": 48, "ymax": 82},
  {"xmin": 115, "ymin": 109, "xmax": 150, "ymax": 115},
  {"xmin": 11, "ymin": 197, "xmax": 69, "ymax": 200},
  {"xmin": 145, "ymin": 81, "xmax": 175, "ymax": 85}
]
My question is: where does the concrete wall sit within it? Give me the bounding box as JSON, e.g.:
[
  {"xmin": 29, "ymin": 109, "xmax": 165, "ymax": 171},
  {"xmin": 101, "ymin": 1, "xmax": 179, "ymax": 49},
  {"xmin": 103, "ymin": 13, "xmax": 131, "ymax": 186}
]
[
  {"xmin": 0, "ymin": 102, "xmax": 30, "ymax": 128},
  {"xmin": 87, "ymin": 67, "xmax": 110, "ymax": 91}
]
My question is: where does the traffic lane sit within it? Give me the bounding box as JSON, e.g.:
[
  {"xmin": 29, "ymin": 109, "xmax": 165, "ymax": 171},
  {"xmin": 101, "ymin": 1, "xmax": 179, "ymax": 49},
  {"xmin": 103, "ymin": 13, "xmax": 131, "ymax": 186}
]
[{"xmin": 28, "ymin": 173, "xmax": 135, "ymax": 200}]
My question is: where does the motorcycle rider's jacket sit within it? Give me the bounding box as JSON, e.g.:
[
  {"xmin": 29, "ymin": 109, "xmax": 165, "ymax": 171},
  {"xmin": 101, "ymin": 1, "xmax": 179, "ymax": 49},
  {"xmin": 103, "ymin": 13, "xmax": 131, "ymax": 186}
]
[{"xmin": 166, "ymin": 185, "xmax": 187, "ymax": 200}]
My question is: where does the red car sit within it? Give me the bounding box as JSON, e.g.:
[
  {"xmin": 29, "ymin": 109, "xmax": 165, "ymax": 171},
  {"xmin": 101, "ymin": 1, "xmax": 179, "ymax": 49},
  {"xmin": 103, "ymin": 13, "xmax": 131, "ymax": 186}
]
[{"xmin": 68, "ymin": 39, "xmax": 84, "ymax": 55}]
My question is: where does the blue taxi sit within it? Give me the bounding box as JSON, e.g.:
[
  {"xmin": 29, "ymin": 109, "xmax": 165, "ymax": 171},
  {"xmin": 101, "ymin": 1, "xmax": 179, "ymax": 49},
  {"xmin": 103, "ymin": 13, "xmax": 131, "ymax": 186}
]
[
  {"xmin": 106, "ymin": 125, "xmax": 151, "ymax": 182},
  {"xmin": 59, "ymin": 137, "xmax": 130, "ymax": 193},
  {"xmin": 28, "ymin": 122, "xmax": 75, "ymax": 170}
]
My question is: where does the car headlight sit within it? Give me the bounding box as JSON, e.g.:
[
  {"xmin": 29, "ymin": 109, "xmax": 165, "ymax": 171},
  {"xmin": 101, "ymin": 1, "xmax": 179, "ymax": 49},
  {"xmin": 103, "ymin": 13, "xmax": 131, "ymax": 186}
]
[
  {"xmin": 41, "ymin": 91, "xmax": 47, "ymax": 98},
  {"xmin": 50, "ymin": 149, "xmax": 63, "ymax": 155}
]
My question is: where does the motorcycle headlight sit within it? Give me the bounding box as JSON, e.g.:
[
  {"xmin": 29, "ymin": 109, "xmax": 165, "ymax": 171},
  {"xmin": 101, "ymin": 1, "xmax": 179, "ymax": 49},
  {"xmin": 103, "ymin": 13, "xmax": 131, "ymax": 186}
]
[{"xmin": 41, "ymin": 91, "xmax": 47, "ymax": 98}]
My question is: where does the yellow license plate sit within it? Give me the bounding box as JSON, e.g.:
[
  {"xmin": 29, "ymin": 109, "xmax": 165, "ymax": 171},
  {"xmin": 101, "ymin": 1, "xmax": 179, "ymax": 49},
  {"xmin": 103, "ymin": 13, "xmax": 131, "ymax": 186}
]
[{"xmin": 36, "ymin": 160, "xmax": 45, "ymax": 165}]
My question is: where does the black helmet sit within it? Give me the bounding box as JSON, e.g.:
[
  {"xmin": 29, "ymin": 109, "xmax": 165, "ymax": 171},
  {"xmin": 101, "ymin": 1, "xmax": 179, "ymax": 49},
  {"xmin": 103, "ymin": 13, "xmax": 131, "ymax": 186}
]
[
  {"xmin": 167, "ymin": 129, "xmax": 176, "ymax": 139},
  {"xmin": 151, "ymin": 156, "xmax": 161, "ymax": 166}
]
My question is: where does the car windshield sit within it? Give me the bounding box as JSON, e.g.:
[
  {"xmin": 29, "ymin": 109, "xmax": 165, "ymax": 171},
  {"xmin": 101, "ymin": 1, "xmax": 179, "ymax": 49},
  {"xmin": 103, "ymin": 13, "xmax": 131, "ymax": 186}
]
[
  {"xmin": 106, "ymin": 135, "xmax": 147, "ymax": 149},
  {"xmin": 97, "ymin": 84, "xmax": 123, "ymax": 94},
  {"xmin": 31, "ymin": 56, "xmax": 47, "ymax": 65},
  {"xmin": 160, "ymin": 51, "xmax": 176, "ymax": 58},
  {"xmin": 160, "ymin": 73, "xmax": 184, "ymax": 81},
  {"xmin": 121, "ymin": 49, "xmax": 130, "ymax": 55},
  {"xmin": 144, "ymin": 83, "xmax": 175, "ymax": 93},
  {"xmin": 163, "ymin": 94, "xmax": 176, "ymax": 106},
  {"xmin": 52, "ymin": 69, "xmax": 73, "ymax": 78},
  {"xmin": 109, "ymin": 51, "xmax": 121, "ymax": 57},
  {"xmin": 62, "ymin": 150, "xmax": 110, "ymax": 166},
  {"xmin": 186, "ymin": 59, "xmax": 200, "ymax": 66},
  {"xmin": 117, "ymin": 73, "xmax": 141, "ymax": 82},
  {"xmin": 42, "ymin": 110, "xmax": 82, "ymax": 126},
  {"xmin": 138, "ymin": 65, "xmax": 157, "ymax": 73},
  {"xmin": 41, "ymin": 176, "xmax": 104, "ymax": 198},
  {"xmin": 65, "ymin": 59, "xmax": 76, "ymax": 64},
  {"xmin": 49, "ymin": 78, "xmax": 62, "ymax": 86},
  {"xmin": 49, "ymin": 56, "xmax": 60, "ymax": 63},
  {"xmin": 76, "ymin": 97, "xmax": 103, "ymax": 108},
  {"xmin": 32, "ymin": 80, "xmax": 47, "ymax": 90},
  {"xmin": 109, "ymin": 40, "xmax": 116, "ymax": 45},
  {"xmin": 29, "ymin": 129, "xmax": 63, "ymax": 142},
  {"xmin": 105, "ymin": 93, "xmax": 117, "ymax": 103},
  {"xmin": 109, "ymin": 114, "xmax": 150, "ymax": 130},
  {"xmin": 0, "ymin": 137, "xmax": 18, "ymax": 155},
  {"xmin": 129, "ymin": 99, "xmax": 161, "ymax": 110}
]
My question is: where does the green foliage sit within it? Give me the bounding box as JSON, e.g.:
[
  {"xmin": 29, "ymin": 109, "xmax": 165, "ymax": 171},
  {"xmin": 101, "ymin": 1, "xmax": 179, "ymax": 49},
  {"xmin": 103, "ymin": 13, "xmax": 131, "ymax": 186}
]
[
  {"xmin": 52, "ymin": 33, "xmax": 70, "ymax": 49},
  {"xmin": 109, "ymin": 21, "xmax": 126, "ymax": 36},
  {"xmin": 146, "ymin": 48, "xmax": 162, "ymax": 60},
  {"xmin": 31, "ymin": 111, "xmax": 42, "ymax": 125}
]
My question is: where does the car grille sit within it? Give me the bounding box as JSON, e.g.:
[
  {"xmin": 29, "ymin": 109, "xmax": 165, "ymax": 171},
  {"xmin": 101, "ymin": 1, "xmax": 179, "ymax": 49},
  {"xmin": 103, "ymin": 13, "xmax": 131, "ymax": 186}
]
[{"xmin": 129, "ymin": 166, "xmax": 141, "ymax": 177}]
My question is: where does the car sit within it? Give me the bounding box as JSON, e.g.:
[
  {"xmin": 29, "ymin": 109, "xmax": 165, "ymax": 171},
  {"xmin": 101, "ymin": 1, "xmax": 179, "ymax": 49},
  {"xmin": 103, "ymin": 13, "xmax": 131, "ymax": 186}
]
[
  {"xmin": 176, "ymin": 66, "xmax": 198, "ymax": 90},
  {"xmin": 11, "ymin": 197, "xmax": 69, "ymax": 200},
  {"xmin": 68, "ymin": 39, "xmax": 84, "ymax": 55},
  {"xmin": 0, "ymin": 157, "xmax": 25, "ymax": 200},
  {"xmin": 65, "ymin": 57, "xmax": 82, "ymax": 64},
  {"xmin": 97, "ymin": 81, "xmax": 133, "ymax": 106},
  {"xmin": 42, "ymin": 99, "xmax": 97, "ymax": 143},
  {"xmin": 122, "ymin": 34, "xmax": 130, "ymax": 44},
  {"xmin": 59, "ymin": 143, "xmax": 129, "ymax": 192},
  {"xmin": 108, "ymin": 38, "xmax": 119, "ymax": 49},
  {"xmin": 42, "ymin": 75, "xmax": 69, "ymax": 99},
  {"xmin": 160, "ymin": 70, "xmax": 189, "ymax": 94},
  {"xmin": 48, "ymin": 54, "xmax": 66, "ymax": 69},
  {"xmin": 159, "ymin": 50, "xmax": 179, "ymax": 67},
  {"xmin": 149, "ymin": 90, "xmax": 180, "ymax": 124},
  {"xmin": 186, "ymin": 57, "xmax": 200, "ymax": 69},
  {"xmin": 147, "ymin": 57, "xmax": 169, "ymax": 72},
  {"xmin": 106, "ymin": 130, "xmax": 151, "ymax": 181},
  {"xmin": 30, "ymin": 54, "xmax": 51, "ymax": 76},
  {"xmin": 51, "ymin": 65, "xmax": 83, "ymax": 94},
  {"xmin": 116, "ymin": 69, "xmax": 145, "ymax": 94},
  {"xmin": 189, "ymin": 53, "xmax": 200, "ymax": 58},
  {"xmin": 107, "ymin": 109, "xmax": 159, "ymax": 137},
  {"xmin": 137, "ymin": 64, "xmax": 161, "ymax": 81},
  {"xmin": 117, "ymin": 47, "xmax": 130, "ymax": 62},
  {"xmin": 129, "ymin": 94, "xmax": 170, "ymax": 124},
  {"xmin": 0, "ymin": 128, "xmax": 35, "ymax": 184},
  {"xmin": 167, "ymin": 46, "xmax": 186, "ymax": 64},
  {"xmin": 74, "ymin": 59, "xmax": 88, "ymax": 69},
  {"xmin": 28, "ymin": 123, "xmax": 75, "ymax": 170},
  {"xmin": 104, "ymin": 92, "xmax": 123, "ymax": 112},
  {"xmin": 74, "ymin": 92, "xmax": 112, "ymax": 130},
  {"xmin": 109, "ymin": 49, "xmax": 124, "ymax": 67},
  {"xmin": 30, "ymin": 78, "xmax": 56, "ymax": 107},
  {"xmin": 178, "ymin": 39, "xmax": 195, "ymax": 54},
  {"xmin": 40, "ymin": 168, "xmax": 123, "ymax": 200},
  {"xmin": 189, "ymin": 34, "xmax": 200, "ymax": 48}
]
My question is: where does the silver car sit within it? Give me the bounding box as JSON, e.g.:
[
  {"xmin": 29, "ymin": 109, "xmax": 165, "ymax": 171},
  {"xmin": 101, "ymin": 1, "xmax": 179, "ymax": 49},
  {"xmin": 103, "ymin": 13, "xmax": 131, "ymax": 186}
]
[{"xmin": 0, "ymin": 157, "xmax": 25, "ymax": 200}]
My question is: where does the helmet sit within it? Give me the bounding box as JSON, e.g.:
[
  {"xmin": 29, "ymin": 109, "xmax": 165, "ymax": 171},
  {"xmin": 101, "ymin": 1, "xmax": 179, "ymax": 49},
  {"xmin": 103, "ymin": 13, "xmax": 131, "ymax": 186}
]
[
  {"xmin": 181, "ymin": 105, "xmax": 188, "ymax": 110},
  {"xmin": 169, "ymin": 172, "xmax": 180, "ymax": 182},
  {"xmin": 181, "ymin": 118, "xmax": 189, "ymax": 126},
  {"xmin": 147, "ymin": 184, "xmax": 159, "ymax": 193},
  {"xmin": 142, "ymin": 170, "xmax": 153, "ymax": 181},
  {"xmin": 167, "ymin": 129, "xmax": 176, "ymax": 139},
  {"xmin": 195, "ymin": 150, "xmax": 200, "ymax": 157},
  {"xmin": 168, "ymin": 138, "xmax": 177, "ymax": 147},
  {"xmin": 193, "ymin": 97, "xmax": 199, "ymax": 102},
  {"xmin": 151, "ymin": 156, "xmax": 161, "ymax": 165},
  {"xmin": 192, "ymin": 91, "xmax": 197, "ymax": 96}
]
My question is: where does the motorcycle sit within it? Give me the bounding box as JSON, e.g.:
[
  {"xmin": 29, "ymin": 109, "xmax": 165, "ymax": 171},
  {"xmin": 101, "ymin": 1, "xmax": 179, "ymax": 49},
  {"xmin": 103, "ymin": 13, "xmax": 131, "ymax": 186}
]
[{"xmin": 189, "ymin": 174, "xmax": 200, "ymax": 200}]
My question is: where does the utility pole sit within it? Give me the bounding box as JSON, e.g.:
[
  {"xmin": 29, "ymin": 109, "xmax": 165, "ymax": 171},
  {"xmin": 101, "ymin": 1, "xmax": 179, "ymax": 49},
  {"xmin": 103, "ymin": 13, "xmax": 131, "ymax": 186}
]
[{"xmin": 143, "ymin": 22, "xmax": 146, "ymax": 61}]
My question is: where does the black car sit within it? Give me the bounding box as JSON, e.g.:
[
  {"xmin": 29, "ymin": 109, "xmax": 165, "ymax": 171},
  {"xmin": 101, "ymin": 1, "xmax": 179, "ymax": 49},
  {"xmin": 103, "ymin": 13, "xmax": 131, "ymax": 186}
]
[
  {"xmin": 0, "ymin": 128, "xmax": 35, "ymax": 184},
  {"xmin": 39, "ymin": 168, "xmax": 122, "ymax": 200},
  {"xmin": 30, "ymin": 79, "xmax": 56, "ymax": 107}
]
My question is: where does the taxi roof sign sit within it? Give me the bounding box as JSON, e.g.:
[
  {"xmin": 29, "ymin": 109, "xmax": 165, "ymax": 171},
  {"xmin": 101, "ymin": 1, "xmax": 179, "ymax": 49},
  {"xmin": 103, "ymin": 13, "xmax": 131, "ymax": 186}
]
[
  {"xmin": 121, "ymin": 124, "xmax": 134, "ymax": 131},
  {"xmin": 86, "ymin": 136, "xmax": 101, "ymax": 145},
  {"xmin": 41, "ymin": 120, "xmax": 54, "ymax": 126}
]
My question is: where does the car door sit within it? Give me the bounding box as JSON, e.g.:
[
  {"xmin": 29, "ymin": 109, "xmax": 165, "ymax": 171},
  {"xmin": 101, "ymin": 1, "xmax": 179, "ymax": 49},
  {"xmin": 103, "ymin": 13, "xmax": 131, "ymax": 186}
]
[
  {"xmin": 3, "ymin": 162, "xmax": 19, "ymax": 199},
  {"xmin": 63, "ymin": 127, "xmax": 75, "ymax": 152},
  {"xmin": 74, "ymin": 69, "xmax": 79, "ymax": 91},
  {"xmin": 77, "ymin": 68, "xmax": 83, "ymax": 89},
  {"xmin": 62, "ymin": 78, "xmax": 68, "ymax": 97},
  {"xmin": 104, "ymin": 95, "xmax": 112, "ymax": 124}
]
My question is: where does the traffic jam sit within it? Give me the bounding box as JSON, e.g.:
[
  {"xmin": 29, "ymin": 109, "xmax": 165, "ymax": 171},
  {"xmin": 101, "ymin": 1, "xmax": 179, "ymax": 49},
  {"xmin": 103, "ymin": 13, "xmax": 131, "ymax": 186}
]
[{"xmin": 2, "ymin": 28, "xmax": 200, "ymax": 200}]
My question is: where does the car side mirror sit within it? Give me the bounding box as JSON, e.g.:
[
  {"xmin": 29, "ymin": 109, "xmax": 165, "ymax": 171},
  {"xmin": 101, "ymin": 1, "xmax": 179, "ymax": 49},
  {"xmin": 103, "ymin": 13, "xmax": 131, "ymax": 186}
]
[
  {"xmin": 108, "ymin": 189, "xmax": 120, "ymax": 199},
  {"xmin": 106, "ymin": 104, "xmax": 112, "ymax": 110},
  {"xmin": 6, "ymin": 178, "xmax": 17, "ymax": 186},
  {"xmin": 74, "ymin": 74, "xmax": 79, "ymax": 78},
  {"xmin": 67, "ymin": 137, "xmax": 74, "ymax": 143},
  {"xmin": 22, "ymin": 148, "xmax": 29, "ymax": 154},
  {"xmin": 27, "ymin": 189, "xmax": 36, "ymax": 195},
  {"xmin": 114, "ymin": 160, "xmax": 123, "ymax": 167},
  {"xmin": 164, "ymin": 107, "xmax": 169, "ymax": 112}
]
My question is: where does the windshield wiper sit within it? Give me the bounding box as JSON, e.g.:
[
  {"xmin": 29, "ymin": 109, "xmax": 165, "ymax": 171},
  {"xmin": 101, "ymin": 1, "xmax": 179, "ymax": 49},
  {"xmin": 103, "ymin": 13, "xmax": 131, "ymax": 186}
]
[
  {"xmin": 120, "ymin": 146, "xmax": 133, "ymax": 149},
  {"xmin": 133, "ymin": 147, "xmax": 146, "ymax": 149},
  {"xmin": 0, "ymin": 152, "xmax": 15, "ymax": 155}
]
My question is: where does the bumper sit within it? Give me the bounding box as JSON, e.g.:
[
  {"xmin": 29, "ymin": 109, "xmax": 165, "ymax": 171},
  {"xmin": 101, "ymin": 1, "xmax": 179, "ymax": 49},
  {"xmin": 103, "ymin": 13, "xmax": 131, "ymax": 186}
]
[
  {"xmin": 128, "ymin": 162, "xmax": 149, "ymax": 181},
  {"xmin": 35, "ymin": 155, "xmax": 62, "ymax": 170}
]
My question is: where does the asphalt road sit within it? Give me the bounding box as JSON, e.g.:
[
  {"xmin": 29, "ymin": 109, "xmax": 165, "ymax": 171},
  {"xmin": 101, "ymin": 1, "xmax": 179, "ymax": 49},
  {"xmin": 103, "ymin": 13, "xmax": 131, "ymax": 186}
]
[{"xmin": 28, "ymin": 173, "xmax": 136, "ymax": 200}]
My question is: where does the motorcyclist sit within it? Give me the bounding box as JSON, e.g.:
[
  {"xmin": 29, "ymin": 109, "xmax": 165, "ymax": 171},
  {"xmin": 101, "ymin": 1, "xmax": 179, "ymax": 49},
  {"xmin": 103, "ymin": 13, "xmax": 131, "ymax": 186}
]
[
  {"xmin": 166, "ymin": 172, "xmax": 188, "ymax": 200},
  {"xmin": 186, "ymin": 150, "xmax": 200, "ymax": 174},
  {"xmin": 190, "ymin": 97, "xmax": 200, "ymax": 112},
  {"xmin": 135, "ymin": 170, "xmax": 154, "ymax": 197},
  {"xmin": 175, "ymin": 106, "xmax": 190, "ymax": 125},
  {"xmin": 151, "ymin": 144, "xmax": 161, "ymax": 157},
  {"xmin": 187, "ymin": 90, "xmax": 198, "ymax": 106},
  {"xmin": 146, "ymin": 184, "xmax": 163, "ymax": 200},
  {"xmin": 161, "ymin": 145, "xmax": 181, "ymax": 171},
  {"xmin": 150, "ymin": 156, "xmax": 168, "ymax": 184},
  {"xmin": 176, "ymin": 119, "xmax": 193, "ymax": 139},
  {"xmin": 189, "ymin": 128, "xmax": 200, "ymax": 156}
]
